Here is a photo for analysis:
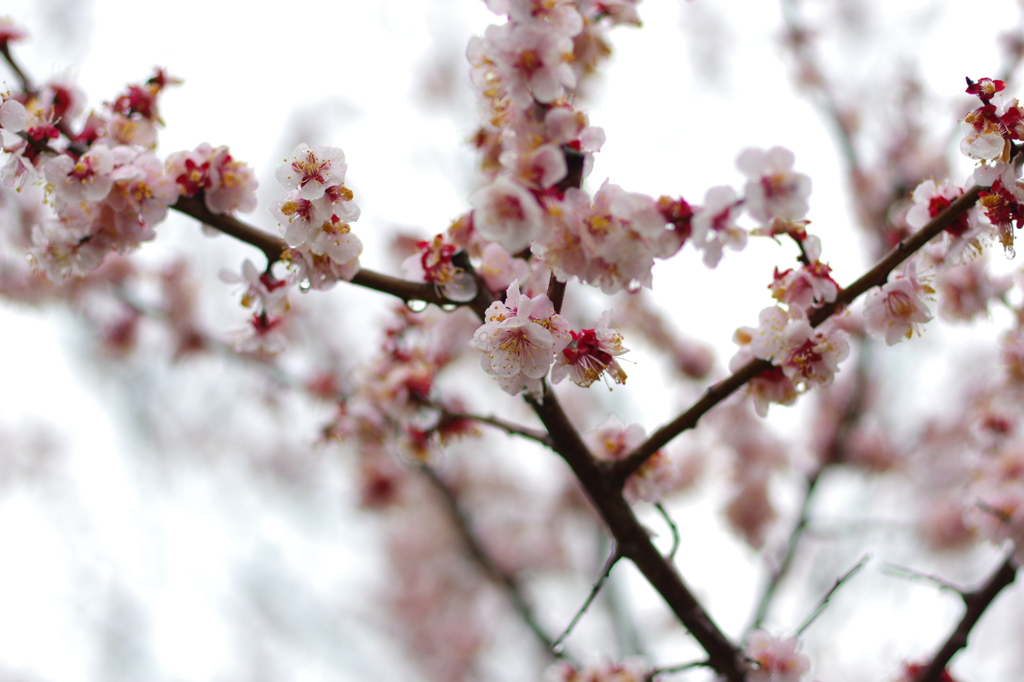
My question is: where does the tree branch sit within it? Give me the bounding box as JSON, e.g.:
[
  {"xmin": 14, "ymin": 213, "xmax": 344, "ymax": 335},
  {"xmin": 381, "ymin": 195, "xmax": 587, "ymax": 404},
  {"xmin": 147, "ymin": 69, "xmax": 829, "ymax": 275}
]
[
  {"xmin": 911, "ymin": 554, "xmax": 1017, "ymax": 682},
  {"xmin": 526, "ymin": 385, "xmax": 747, "ymax": 682},
  {"xmin": 614, "ymin": 185, "xmax": 984, "ymax": 481},
  {"xmin": 418, "ymin": 397, "xmax": 553, "ymax": 447},
  {"xmin": 170, "ymin": 196, "xmax": 496, "ymax": 318}
]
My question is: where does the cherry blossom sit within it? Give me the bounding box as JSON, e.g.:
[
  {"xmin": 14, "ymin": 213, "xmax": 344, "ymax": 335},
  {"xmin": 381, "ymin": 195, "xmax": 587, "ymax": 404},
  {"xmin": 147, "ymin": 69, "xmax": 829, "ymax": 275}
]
[
  {"xmin": 736, "ymin": 146, "xmax": 812, "ymax": 224},
  {"xmin": 402, "ymin": 234, "xmax": 479, "ymax": 302},
  {"xmin": 219, "ymin": 259, "xmax": 292, "ymax": 317},
  {"xmin": 739, "ymin": 305, "xmax": 850, "ymax": 390},
  {"xmin": 469, "ymin": 175, "xmax": 544, "ymax": 253},
  {"xmin": 744, "ymin": 631, "xmax": 811, "ymax": 682},
  {"xmin": 551, "ymin": 310, "xmax": 628, "ymax": 388},
  {"xmin": 44, "ymin": 145, "xmax": 115, "ymax": 204},
  {"xmin": 692, "ymin": 184, "xmax": 747, "ymax": 268},
  {"xmin": 275, "ymin": 143, "xmax": 347, "ymax": 201},
  {"xmin": 472, "ymin": 280, "xmax": 569, "ymax": 394},
  {"xmin": 863, "ymin": 266, "xmax": 934, "ymax": 345}
]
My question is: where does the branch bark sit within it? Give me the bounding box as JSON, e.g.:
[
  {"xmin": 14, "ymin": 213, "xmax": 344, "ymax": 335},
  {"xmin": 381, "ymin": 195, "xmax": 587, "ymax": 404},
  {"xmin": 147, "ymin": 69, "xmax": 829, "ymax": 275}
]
[{"xmin": 913, "ymin": 555, "xmax": 1017, "ymax": 682}]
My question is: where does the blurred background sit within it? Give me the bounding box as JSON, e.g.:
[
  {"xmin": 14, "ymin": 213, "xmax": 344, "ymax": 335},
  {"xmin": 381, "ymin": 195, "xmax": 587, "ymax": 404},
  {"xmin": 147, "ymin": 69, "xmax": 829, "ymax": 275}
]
[{"xmin": 2, "ymin": 0, "xmax": 1024, "ymax": 681}]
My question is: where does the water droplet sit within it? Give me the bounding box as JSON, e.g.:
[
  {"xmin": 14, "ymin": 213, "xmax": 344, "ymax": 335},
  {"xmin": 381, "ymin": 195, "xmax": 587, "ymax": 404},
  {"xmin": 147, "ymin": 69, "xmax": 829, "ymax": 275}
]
[
  {"xmin": 298, "ymin": 279, "xmax": 311, "ymax": 293},
  {"xmin": 441, "ymin": 303, "xmax": 458, "ymax": 312},
  {"xmin": 625, "ymin": 279, "xmax": 642, "ymax": 294},
  {"xmin": 1006, "ymin": 245, "xmax": 1017, "ymax": 260},
  {"xmin": 441, "ymin": 272, "xmax": 478, "ymax": 302},
  {"xmin": 551, "ymin": 642, "xmax": 565, "ymax": 656},
  {"xmin": 406, "ymin": 299, "xmax": 428, "ymax": 313}
]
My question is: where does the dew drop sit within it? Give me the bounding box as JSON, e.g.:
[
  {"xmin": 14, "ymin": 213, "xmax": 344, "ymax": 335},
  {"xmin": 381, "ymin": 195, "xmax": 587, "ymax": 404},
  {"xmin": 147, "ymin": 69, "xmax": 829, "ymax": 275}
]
[
  {"xmin": 1006, "ymin": 245, "xmax": 1016, "ymax": 260},
  {"xmin": 551, "ymin": 642, "xmax": 565, "ymax": 656},
  {"xmin": 406, "ymin": 299, "xmax": 428, "ymax": 313},
  {"xmin": 625, "ymin": 279, "xmax": 642, "ymax": 294},
  {"xmin": 441, "ymin": 303, "xmax": 458, "ymax": 312},
  {"xmin": 441, "ymin": 272, "xmax": 478, "ymax": 302},
  {"xmin": 298, "ymin": 279, "xmax": 311, "ymax": 293}
]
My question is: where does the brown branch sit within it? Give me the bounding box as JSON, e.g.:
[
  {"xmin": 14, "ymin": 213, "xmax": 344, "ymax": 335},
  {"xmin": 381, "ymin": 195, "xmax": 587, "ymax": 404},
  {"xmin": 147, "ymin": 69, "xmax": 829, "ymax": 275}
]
[
  {"xmin": 912, "ymin": 554, "xmax": 1017, "ymax": 682},
  {"xmin": 614, "ymin": 185, "xmax": 984, "ymax": 482},
  {"xmin": 547, "ymin": 272, "xmax": 567, "ymax": 314},
  {"xmin": 417, "ymin": 462, "xmax": 562, "ymax": 659},
  {"xmin": 170, "ymin": 196, "xmax": 495, "ymax": 318},
  {"xmin": 526, "ymin": 385, "xmax": 747, "ymax": 682}
]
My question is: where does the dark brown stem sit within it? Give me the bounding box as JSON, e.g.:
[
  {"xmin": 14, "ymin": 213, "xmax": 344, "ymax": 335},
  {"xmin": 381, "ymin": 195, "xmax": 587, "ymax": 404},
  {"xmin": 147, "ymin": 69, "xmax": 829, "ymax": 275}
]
[
  {"xmin": 912, "ymin": 555, "xmax": 1017, "ymax": 682},
  {"xmin": 547, "ymin": 273, "xmax": 567, "ymax": 314},
  {"xmin": 526, "ymin": 386, "xmax": 747, "ymax": 682},
  {"xmin": 614, "ymin": 186, "xmax": 983, "ymax": 481},
  {"xmin": 170, "ymin": 196, "xmax": 495, "ymax": 318}
]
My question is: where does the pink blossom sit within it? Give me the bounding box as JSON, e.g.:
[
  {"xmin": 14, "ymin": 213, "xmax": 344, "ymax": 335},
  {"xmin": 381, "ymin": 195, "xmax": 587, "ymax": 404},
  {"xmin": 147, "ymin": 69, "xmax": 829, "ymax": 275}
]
[
  {"xmin": 551, "ymin": 310, "xmax": 628, "ymax": 388},
  {"xmin": 44, "ymin": 145, "xmax": 115, "ymax": 204},
  {"xmin": 469, "ymin": 176, "xmax": 543, "ymax": 253},
  {"xmin": 282, "ymin": 245, "xmax": 360, "ymax": 290},
  {"xmin": 219, "ymin": 259, "xmax": 292, "ymax": 317},
  {"xmin": 736, "ymin": 146, "xmax": 812, "ymax": 224},
  {"xmin": 692, "ymin": 185, "xmax": 747, "ymax": 268},
  {"xmin": 483, "ymin": 22, "xmax": 577, "ymax": 107},
  {"xmin": 744, "ymin": 631, "xmax": 811, "ymax": 682},
  {"xmin": 744, "ymin": 306, "xmax": 849, "ymax": 388},
  {"xmin": 401, "ymin": 234, "xmax": 478, "ymax": 302},
  {"xmin": 228, "ymin": 313, "xmax": 288, "ymax": 355},
  {"xmin": 584, "ymin": 415, "xmax": 686, "ymax": 503},
  {"xmin": 863, "ymin": 270, "xmax": 934, "ymax": 345},
  {"xmin": 472, "ymin": 280, "xmax": 570, "ymax": 394},
  {"xmin": 275, "ymin": 143, "xmax": 347, "ymax": 201},
  {"xmin": 478, "ymin": 242, "xmax": 531, "ymax": 292},
  {"xmin": 205, "ymin": 146, "xmax": 258, "ymax": 213}
]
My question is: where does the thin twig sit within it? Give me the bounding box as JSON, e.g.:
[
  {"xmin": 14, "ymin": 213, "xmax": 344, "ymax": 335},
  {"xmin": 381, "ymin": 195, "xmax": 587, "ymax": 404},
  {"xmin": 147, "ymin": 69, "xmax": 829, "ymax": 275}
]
[
  {"xmin": 417, "ymin": 463, "xmax": 562, "ymax": 659},
  {"xmin": 795, "ymin": 554, "xmax": 870, "ymax": 636},
  {"xmin": 418, "ymin": 397, "xmax": 553, "ymax": 447},
  {"xmin": 646, "ymin": 659, "xmax": 712, "ymax": 681},
  {"xmin": 746, "ymin": 342, "xmax": 872, "ymax": 635},
  {"xmin": 654, "ymin": 502, "xmax": 680, "ymax": 562},
  {"xmin": 881, "ymin": 563, "xmax": 965, "ymax": 595},
  {"xmin": 552, "ymin": 548, "xmax": 622, "ymax": 654},
  {"xmin": 615, "ymin": 186, "xmax": 983, "ymax": 481},
  {"xmin": 0, "ymin": 42, "xmax": 35, "ymax": 94}
]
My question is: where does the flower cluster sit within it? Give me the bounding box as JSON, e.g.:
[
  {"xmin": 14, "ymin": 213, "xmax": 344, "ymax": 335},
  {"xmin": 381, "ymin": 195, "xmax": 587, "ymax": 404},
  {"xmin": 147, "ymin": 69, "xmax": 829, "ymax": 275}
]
[
  {"xmin": 271, "ymin": 143, "xmax": 362, "ymax": 289},
  {"xmin": 219, "ymin": 259, "xmax": 292, "ymax": 355},
  {"xmin": 585, "ymin": 415, "xmax": 686, "ymax": 503},
  {"xmin": 732, "ymin": 306, "xmax": 850, "ymax": 416},
  {"xmin": 472, "ymin": 279, "xmax": 571, "ymax": 395},
  {"xmin": 402, "ymin": 233, "xmax": 478, "ymax": 302},
  {"xmin": 1, "ymin": 67, "xmax": 264, "ymax": 281}
]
